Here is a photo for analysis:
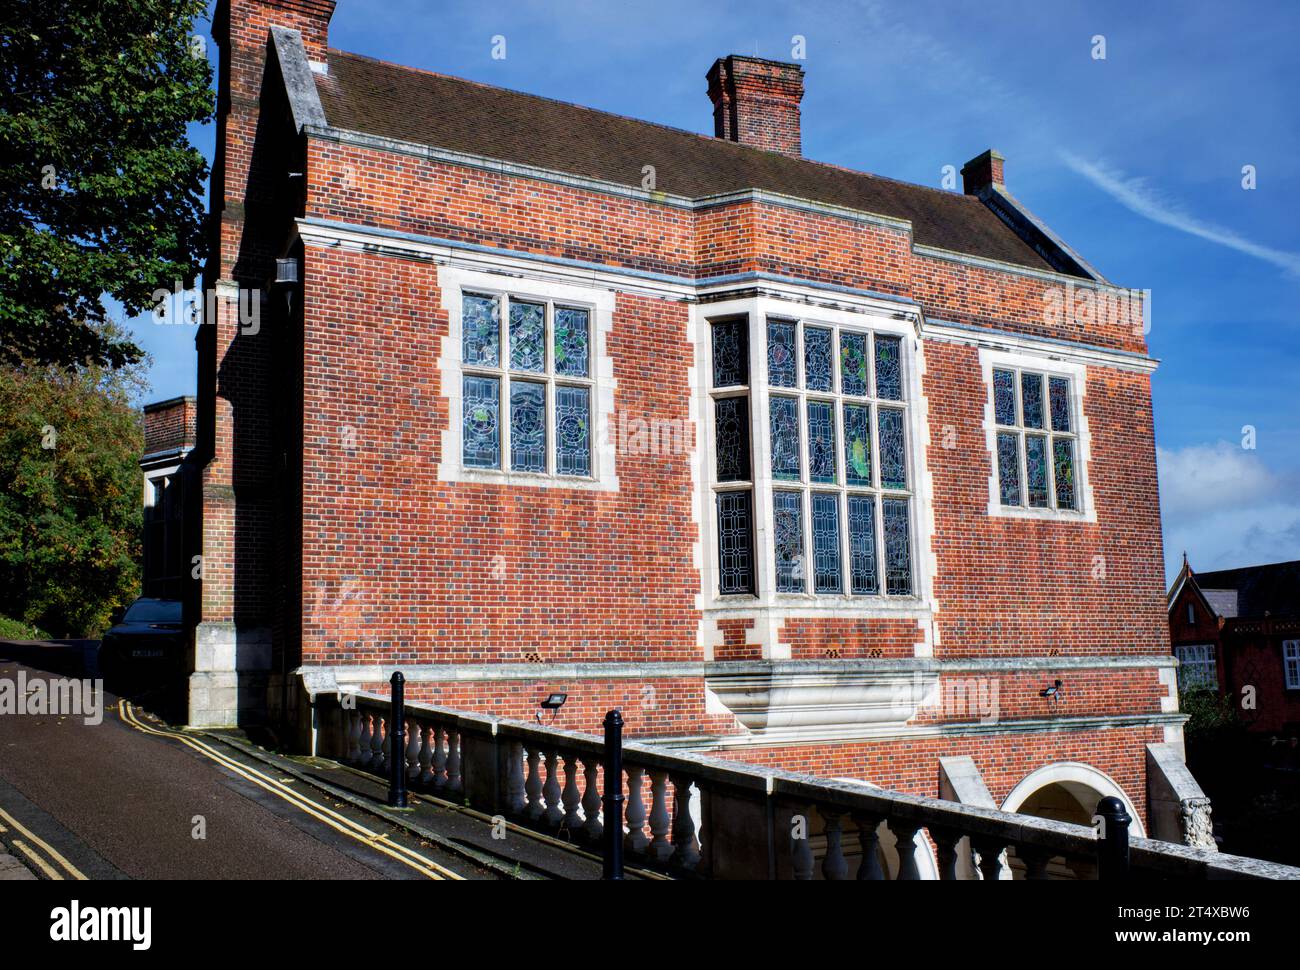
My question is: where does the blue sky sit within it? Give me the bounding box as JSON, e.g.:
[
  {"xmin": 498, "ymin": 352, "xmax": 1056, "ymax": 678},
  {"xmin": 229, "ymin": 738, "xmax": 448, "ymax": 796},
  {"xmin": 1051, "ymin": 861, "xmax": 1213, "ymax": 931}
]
[{"xmin": 124, "ymin": 0, "xmax": 1300, "ymax": 583}]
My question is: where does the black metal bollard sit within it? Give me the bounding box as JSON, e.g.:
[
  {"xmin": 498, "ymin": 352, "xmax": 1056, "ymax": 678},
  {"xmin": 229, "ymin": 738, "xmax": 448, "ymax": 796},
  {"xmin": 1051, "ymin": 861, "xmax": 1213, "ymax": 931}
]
[
  {"xmin": 602, "ymin": 709, "xmax": 625, "ymax": 880},
  {"xmin": 1095, "ymin": 795, "xmax": 1130, "ymax": 880},
  {"xmin": 388, "ymin": 671, "xmax": 408, "ymax": 808}
]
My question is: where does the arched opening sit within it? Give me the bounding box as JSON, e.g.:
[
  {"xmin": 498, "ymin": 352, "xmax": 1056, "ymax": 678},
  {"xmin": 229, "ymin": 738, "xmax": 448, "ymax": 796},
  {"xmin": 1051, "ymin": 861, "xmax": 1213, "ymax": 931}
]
[{"xmin": 999, "ymin": 762, "xmax": 1145, "ymax": 880}]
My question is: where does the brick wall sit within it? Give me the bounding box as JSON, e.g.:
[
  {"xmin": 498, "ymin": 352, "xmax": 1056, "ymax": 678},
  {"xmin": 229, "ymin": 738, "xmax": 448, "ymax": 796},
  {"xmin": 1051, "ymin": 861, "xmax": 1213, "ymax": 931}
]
[{"xmin": 143, "ymin": 397, "xmax": 197, "ymax": 455}]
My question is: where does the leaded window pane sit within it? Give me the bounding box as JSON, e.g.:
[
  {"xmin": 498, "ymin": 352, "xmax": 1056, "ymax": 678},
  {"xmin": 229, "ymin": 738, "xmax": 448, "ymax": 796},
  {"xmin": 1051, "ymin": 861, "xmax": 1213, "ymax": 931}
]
[
  {"xmin": 714, "ymin": 397, "xmax": 751, "ymax": 483},
  {"xmin": 807, "ymin": 400, "xmax": 837, "ymax": 484},
  {"xmin": 1021, "ymin": 372, "xmax": 1044, "ymax": 429},
  {"xmin": 462, "ymin": 294, "xmax": 499, "ymax": 366},
  {"xmin": 712, "ymin": 318, "xmax": 748, "ymax": 388},
  {"xmin": 812, "ymin": 492, "xmax": 842, "ymax": 593},
  {"xmin": 554, "ymin": 307, "xmax": 589, "ymax": 377},
  {"xmin": 716, "ymin": 490, "xmax": 754, "ymax": 594},
  {"xmin": 509, "ymin": 300, "xmax": 545, "ymax": 372},
  {"xmin": 1053, "ymin": 437, "xmax": 1077, "ymax": 509},
  {"xmin": 773, "ymin": 490, "xmax": 805, "ymax": 592},
  {"xmin": 877, "ymin": 407, "xmax": 906, "ymax": 490},
  {"xmin": 843, "ymin": 404, "xmax": 873, "ymax": 487},
  {"xmin": 848, "ymin": 495, "xmax": 878, "ymax": 595},
  {"xmin": 770, "ymin": 396, "xmax": 801, "ymax": 481},
  {"xmin": 996, "ymin": 431, "xmax": 1021, "ymax": 505},
  {"xmin": 555, "ymin": 385, "xmax": 590, "ymax": 476},
  {"xmin": 462, "ymin": 375, "xmax": 500, "ymax": 468},
  {"xmin": 509, "ymin": 380, "xmax": 546, "ymax": 472},
  {"xmin": 993, "ymin": 369, "xmax": 1016, "ymax": 426},
  {"xmin": 767, "ymin": 320, "xmax": 797, "ymax": 388},
  {"xmin": 1049, "ymin": 376, "xmax": 1072, "ymax": 432},
  {"xmin": 804, "ymin": 326, "xmax": 834, "ymax": 392},
  {"xmin": 1025, "ymin": 434, "xmax": 1049, "ymax": 507},
  {"xmin": 882, "ymin": 497, "xmax": 912, "ymax": 596},
  {"xmin": 874, "ymin": 334, "xmax": 903, "ymax": 400},
  {"xmin": 840, "ymin": 332, "xmax": 869, "ymax": 397}
]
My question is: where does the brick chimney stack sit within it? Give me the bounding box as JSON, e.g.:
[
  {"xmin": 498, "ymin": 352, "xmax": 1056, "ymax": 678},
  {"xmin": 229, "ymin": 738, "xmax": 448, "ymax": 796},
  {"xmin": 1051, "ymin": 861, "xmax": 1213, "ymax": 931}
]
[
  {"xmin": 961, "ymin": 149, "xmax": 1005, "ymax": 195},
  {"xmin": 707, "ymin": 55, "xmax": 805, "ymax": 158}
]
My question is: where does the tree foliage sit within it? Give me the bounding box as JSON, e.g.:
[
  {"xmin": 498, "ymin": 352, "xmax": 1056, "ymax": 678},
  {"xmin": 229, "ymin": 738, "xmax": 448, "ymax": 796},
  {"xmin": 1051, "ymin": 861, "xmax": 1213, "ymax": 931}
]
[
  {"xmin": 0, "ymin": 0, "xmax": 212, "ymax": 368},
  {"xmin": 0, "ymin": 331, "xmax": 146, "ymax": 636}
]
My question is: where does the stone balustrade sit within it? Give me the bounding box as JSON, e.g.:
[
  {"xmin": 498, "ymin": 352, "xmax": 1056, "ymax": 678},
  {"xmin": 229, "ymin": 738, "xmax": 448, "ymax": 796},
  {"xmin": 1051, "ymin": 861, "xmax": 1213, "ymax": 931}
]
[{"xmin": 318, "ymin": 692, "xmax": 1300, "ymax": 880}]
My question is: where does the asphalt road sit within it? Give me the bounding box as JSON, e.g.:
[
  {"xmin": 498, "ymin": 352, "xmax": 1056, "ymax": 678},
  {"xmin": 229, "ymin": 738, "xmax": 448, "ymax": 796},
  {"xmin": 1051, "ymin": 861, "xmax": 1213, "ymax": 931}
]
[{"xmin": 0, "ymin": 640, "xmax": 490, "ymax": 880}]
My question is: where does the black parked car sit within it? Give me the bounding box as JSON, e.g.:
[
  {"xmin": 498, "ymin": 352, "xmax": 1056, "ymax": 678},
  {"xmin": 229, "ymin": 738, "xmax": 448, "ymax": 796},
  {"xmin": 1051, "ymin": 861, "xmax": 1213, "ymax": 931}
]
[{"xmin": 98, "ymin": 598, "xmax": 185, "ymax": 688}]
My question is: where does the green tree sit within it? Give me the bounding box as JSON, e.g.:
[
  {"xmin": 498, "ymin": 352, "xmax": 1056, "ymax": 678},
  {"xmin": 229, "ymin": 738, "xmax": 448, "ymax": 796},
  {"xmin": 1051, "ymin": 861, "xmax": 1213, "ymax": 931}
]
[
  {"xmin": 0, "ymin": 0, "xmax": 212, "ymax": 369},
  {"xmin": 0, "ymin": 330, "xmax": 146, "ymax": 636}
]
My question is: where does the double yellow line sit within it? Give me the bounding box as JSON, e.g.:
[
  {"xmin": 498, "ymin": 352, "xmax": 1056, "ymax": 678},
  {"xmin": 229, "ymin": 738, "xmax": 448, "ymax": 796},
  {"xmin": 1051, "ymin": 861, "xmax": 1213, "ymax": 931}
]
[
  {"xmin": 0, "ymin": 807, "xmax": 87, "ymax": 881},
  {"xmin": 118, "ymin": 701, "xmax": 464, "ymax": 881}
]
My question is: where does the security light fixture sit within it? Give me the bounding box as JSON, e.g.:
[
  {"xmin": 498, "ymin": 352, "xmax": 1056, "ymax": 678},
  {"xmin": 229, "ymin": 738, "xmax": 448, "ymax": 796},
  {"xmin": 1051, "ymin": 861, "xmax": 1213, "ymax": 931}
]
[
  {"xmin": 1039, "ymin": 679, "xmax": 1063, "ymax": 700},
  {"xmin": 536, "ymin": 692, "xmax": 568, "ymax": 724}
]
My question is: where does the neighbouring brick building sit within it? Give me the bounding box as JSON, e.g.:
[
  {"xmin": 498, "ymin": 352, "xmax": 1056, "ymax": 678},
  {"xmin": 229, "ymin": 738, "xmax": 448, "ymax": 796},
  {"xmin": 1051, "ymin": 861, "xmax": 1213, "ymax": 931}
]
[
  {"xmin": 185, "ymin": 0, "xmax": 1212, "ymax": 857},
  {"xmin": 139, "ymin": 396, "xmax": 197, "ymax": 601},
  {"xmin": 1168, "ymin": 557, "xmax": 1300, "ymax": 735}
]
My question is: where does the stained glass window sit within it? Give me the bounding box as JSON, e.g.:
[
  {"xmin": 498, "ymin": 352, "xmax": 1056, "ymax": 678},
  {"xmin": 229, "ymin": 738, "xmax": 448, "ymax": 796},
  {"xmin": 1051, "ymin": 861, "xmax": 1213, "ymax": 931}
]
[
  {"xmin": 811, "ymin": 493, "xmax": 842, "ymax": 593},
  {"xmin": 882, "ymin": 498, "xmax": 912, "ymax": 596},
  {"xmin": 878, "ymin": 407, "xmax": 906, "ymax": 490},
  {"xmin": 462, "ymin": 376, "xmax": 500, "ymax": 469},
  {"xmin": 510, "ymin": 380, "xmax": 546, "ymax": 472},
  {"xmin": 509, "ymin": 300, "xmax": 545, "ymax": 372},
  {"xmin": 554, "ymin": 307, "xmax": 589, "ymax": 378},
  {"xmin": 716, "ymin": 490, "xmax": 754, "ymax": 594},
  {"xmin": 556, "ymin": 385, "xmax": 590, "ymax": 476},
  {"xmin": 807, "ymin": 401, "xmax": 837, "ymax": 484},
  {"xmin": 1053, "ymin": 437, "xmax": 1077, "ymax": 509},
  {"xmin": 1021, "ymin": 372, "xmax": 1044, "ymax": 429},
  {"xmin": 1025, "ymin": 434, "xmax": 1049, "ymax": 507},
  {"xmin": 462, "ymin": 294, "xmax": 499, "ymax": 366},
  {"xmin": 993, "ymin": 369, "xmax": 1016, "ymax": 426},
  {"xmin": 767, "ymin": 320, "xmax": 797, "ymax": 388},
  {"xmin": 804, "ymin": 326, "xmax": 834, "ymax": 392},
  {"xmin": 843, "ymin": 404, "xmax": 873, "ymax": 487},
  {"xmin": 1049, "ymin": 376, "xmax": 1071, "ymax": 432},
  {"xmin": 773, "ymin": 490, "xmax": 804, "ymax": 592},
  {"xmin": 840, "ymin": 332, "xmax": 869, "ymax": 397},
  {"xmin": 996, "ymin": 431, "xmax": 1021, "ymax": 506},
  {"xmin": 874, "ymin": 335, "xmax": 903, "ymax": 400},
  {"xmin": 712, "ymin": 318, "xmax": 748, "ymax": 388},
  {"xmin": 715, "ymin": 397, "xmax": 751, "ymax": 483},
  {"xmin": 770, "ymin": 396, "xmax": 801, "ymax": 481},
  {"xmin": 848, "ymin": 496, "xmax": 878, "ymax": 595}
]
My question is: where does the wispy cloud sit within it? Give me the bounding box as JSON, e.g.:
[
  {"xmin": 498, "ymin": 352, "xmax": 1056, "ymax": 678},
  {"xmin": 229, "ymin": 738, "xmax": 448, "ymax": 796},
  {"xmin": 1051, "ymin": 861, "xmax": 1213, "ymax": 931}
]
[{"xmin": 1061, "ymin": 152, "xmax": 1300, "ymax": 277}]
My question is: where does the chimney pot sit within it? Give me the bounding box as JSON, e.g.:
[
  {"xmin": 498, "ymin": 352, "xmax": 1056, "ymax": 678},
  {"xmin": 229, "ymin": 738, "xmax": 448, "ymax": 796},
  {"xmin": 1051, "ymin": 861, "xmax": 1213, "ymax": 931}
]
[{"xmin": 706, "ymin": 55, "xmax": 805, "ymax": 158}]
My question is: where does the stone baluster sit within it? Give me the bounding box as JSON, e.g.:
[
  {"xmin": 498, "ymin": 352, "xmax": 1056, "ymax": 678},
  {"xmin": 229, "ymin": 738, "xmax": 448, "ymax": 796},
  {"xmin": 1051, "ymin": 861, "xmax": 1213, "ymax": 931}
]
[
  {"xmin": 445, "ymin": 730, "xmax": 462, "ymax": 794},
  {"xmin": 582, "ymin": 757, "xmax": 603, "ymax": 842},
  {"xmin": 973, "ymin": 840, "xmax": 1006, "ymax": 881},
  {"xmin": 431, "ymin": 726, "xmax": 448, "ymax": 790},
  {"xmin": 418, "ymin": 723, "xmax": 434, "ymax": 787},
  {"xmin": 507, "ymin": 741, "xmax": 527, "ymax": 815},
  {"xmin": 369, "ymin": 713, "xmax": 384, "ymax": 770},
  {"xmin": 561, "ymin": 754, "xmax": 583, "ymax": 834},
  {"xmin": 346, "ymin": 708, "xmax": 362, "ymax": 764},
  {"xmin": 1017, "ymin": 846, "xmax": 1052, "ymax": 880},
  {"xmin": 852, "ymin": 813, "xmax": 885, "ymax": 880},
  {"xmin": 357, "ymin": 711, "xmax": 372, "ymax": 768},
  {"xmin": 377, "ymin": 715, "xmax": 390, "ymax": 774},
  {"xmin": 791, "ymin": 805, "xmax": 815, "ymax": 880},
  {"xmin": 669, "ymin": 775, "xmax": 700, "ymax": 870},
  {"xmin": 624, "ymin": 766, "xmax": 648, "ymax": 854},
  {"xmin": 405, "ymin": 718, "xmax": 421, "ymax": 781},
  {"xmin": 888, "ymin": 819, "xmax": 922, "ymax": 880},
  {"xmin": 821, "ymin": 809, "xmax": 849, "ymax": 880},
  {"xmin": 525, "ymin": 747, "xmax": 544, "ymax": 820},
  {"xmin": 543, "ymin": 750, "xmax": 564, "ymax": 827},
  {"xmin": 929, "ymin": 827, "xmax": 965, "ymax": 881},
  {"xmin": 648, "ymin": 770, "xmax": 672, "ymax": 861}
]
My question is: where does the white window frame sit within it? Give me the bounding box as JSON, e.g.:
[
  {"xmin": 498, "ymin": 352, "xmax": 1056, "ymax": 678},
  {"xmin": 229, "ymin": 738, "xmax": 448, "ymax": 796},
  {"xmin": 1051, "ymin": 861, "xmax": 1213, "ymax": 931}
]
[
  {"xmin": 697, "ymin": 295, "xmax": 933, "ymax": 615},
  {"xmin": 1285, "ymin": 640, "xmax": 1300, "ymax": 691},
  {"xmin": 1174, "ymin": 643, "xmax": 1218, "ymax": 692},
  {"xmin": 979, "ymin": 348, "xmax": 1096, "ymax": 522},
  {"xmin": 1187, "ymin": 602, "xmax": 1195, "ymax": 626},
  {"xmin": 436, "ymin": 266, "xmax": 618, "ymax": 492}
]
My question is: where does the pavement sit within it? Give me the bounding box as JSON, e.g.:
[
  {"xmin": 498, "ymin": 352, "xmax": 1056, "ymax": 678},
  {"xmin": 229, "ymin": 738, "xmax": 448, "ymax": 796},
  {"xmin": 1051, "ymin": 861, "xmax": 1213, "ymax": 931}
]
[{"xmin": 0, "ymin": 638, "xmax": 649, "ymax": 881}]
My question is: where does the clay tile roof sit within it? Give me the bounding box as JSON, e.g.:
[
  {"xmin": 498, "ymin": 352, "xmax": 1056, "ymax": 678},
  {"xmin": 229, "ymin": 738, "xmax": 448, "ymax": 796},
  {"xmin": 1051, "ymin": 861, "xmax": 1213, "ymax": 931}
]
[
  {"xmin": 313, "ymin": 49, "xmax": 1070, "ymax": 275},
  {"xmin": 1194, "ymin": 561, "xmax": 1300, "ymax": 620}
]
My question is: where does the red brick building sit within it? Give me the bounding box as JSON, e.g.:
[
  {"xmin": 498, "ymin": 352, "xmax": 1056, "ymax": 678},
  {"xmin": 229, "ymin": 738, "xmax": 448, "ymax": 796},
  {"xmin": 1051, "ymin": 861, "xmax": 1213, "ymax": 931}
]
[
  {"xmin": 186, "ymin": 0, "xmax": 1209, "ymax": 850},
  {"xmin": 1168, "ymin": 557, "xmax": 1300, "ymax": 735}
]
